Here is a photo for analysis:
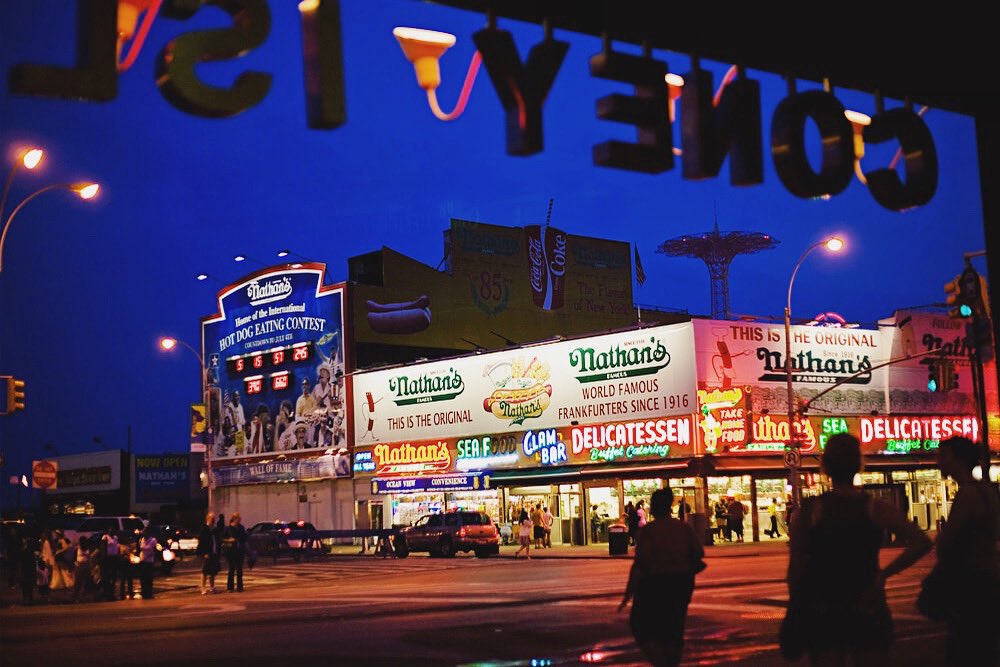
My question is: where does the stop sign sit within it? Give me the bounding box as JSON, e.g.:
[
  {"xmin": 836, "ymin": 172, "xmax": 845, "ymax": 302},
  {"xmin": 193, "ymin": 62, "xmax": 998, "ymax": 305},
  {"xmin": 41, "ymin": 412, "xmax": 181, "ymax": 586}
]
[{"xmin": 32, "ymin": 460, "xmax": 57, "ymax": 489}]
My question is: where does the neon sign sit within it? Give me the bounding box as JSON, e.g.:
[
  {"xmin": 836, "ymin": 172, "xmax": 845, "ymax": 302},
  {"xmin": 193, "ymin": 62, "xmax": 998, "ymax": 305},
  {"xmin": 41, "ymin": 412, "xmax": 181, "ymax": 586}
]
[
  {"xmin": 522, "ymin": 429, "xmax": 568, "ymax": 466},
  {"xmin": 455, "ymin": 435, "xmax": 519, "ymax": 470},
  {"xmin": 372, "ymin": 441, "xmax": 451, "ymax": 476},
  {"xmin": 570, "ymin": 417, "xmax": 692, "ymax": 463},
  {"xmin": 697, "ymin": 387, "xmax": 749, "ymax": 453},
  {"xmin": 860, "ymin": 416, "xmax": 979, "ymax": 449}
]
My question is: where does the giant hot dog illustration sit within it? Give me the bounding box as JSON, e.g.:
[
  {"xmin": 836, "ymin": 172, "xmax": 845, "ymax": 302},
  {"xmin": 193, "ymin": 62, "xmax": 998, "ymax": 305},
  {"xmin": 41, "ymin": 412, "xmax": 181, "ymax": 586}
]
[
  {"xmin": 366, "ymin": 295, "xmax": 431, "ymax": 334},
  {"xmin": 482, "ymin": 357, "xmax": 552, "ymax": 426}
]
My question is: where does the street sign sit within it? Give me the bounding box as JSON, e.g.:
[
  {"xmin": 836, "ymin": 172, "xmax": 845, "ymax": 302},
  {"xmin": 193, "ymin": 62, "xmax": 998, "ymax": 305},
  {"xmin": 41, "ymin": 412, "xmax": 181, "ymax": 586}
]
[
  {"xmin": 31, "ymin": 459, "xmax": 58, "ymax": 489},
  {"xmin": 784, "ymin": 448, "xmax": 801, "ymax": 468}
]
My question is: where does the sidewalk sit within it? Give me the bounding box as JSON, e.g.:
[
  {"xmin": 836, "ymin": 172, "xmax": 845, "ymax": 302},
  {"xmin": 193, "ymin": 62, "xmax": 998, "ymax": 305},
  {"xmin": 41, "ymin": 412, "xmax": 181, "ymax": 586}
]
[{"xmin": 333, "ymin": 535, "xmax": 791, "ymax": 560}]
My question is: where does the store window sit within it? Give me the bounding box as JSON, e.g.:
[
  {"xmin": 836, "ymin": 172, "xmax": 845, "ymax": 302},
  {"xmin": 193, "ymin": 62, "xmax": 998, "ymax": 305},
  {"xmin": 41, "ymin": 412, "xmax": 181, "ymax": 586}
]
[
  {"xmin": 446, "ymin": 490, "xmax": 500, "ymax": 523},
  {"xmin": 391, "ymin": 493, "xmax": 444, "ymax": 527},
  {"xmin": 586, "ymin": 486, "xmax": 619, "ymax": 543}
]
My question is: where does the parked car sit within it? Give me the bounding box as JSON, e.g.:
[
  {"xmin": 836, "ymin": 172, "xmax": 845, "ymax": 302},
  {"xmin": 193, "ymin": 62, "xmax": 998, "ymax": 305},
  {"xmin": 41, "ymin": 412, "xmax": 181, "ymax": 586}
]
[
  {"xmin": 151, "ymin": 524, "xmax": 198, "ymax": 552},
  {"xmin": 246, "ymin": 520, "xmax": 322, "ymax": 562},
  {"xmin": 395, "ymin": 511, "xmax": 499, "ymax": 558}
]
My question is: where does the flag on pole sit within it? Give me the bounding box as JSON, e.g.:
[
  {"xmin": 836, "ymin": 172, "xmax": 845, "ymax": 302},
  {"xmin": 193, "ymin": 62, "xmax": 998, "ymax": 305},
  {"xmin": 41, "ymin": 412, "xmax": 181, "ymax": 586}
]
[{"xmin": 634, "ymin": 243, "xmax": 646, "ymax": 286}]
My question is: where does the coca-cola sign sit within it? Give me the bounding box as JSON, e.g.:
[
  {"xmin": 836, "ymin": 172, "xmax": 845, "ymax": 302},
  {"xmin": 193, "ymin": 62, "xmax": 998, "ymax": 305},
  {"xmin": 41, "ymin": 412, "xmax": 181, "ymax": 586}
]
[{"xmin": 524, "ymin": 225, "xmax": 568, "ymax": 310}]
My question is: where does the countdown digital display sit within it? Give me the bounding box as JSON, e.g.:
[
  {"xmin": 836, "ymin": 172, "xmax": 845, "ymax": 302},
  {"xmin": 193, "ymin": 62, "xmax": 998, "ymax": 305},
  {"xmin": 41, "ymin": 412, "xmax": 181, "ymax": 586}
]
[{"xmin": 227, "ymin": 342, "xmax": 311, "ymax": 375}]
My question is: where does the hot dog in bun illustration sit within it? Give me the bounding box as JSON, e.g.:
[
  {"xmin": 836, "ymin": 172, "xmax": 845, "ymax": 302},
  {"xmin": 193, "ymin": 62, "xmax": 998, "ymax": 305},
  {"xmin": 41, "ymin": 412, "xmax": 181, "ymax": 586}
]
[{"xmin": 482, "ymin": 357, "xmax": 552, "ymax": 425}]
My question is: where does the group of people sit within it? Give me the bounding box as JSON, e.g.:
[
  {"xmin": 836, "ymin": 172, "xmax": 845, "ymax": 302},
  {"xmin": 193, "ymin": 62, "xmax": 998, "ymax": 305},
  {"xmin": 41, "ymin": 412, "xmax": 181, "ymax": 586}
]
[
  {"xmin": 513, "ymin": 503, "xmax": 553, "ymax": 558},
  {"xmin": 711, "ymin": 496, "xmax": 750, "ymax": 543},
  {"xmin": 781, "ymin": 433, "xmax": 1000, "ymax": 666},
  {"xmin": 8, "ymin": 525, "xmax": 161, "ymax": 604},
  {"xmin": 617, "ymin": 434, "xmax": 1000, "ymax": 667},
  {"xmin": 196, "ymin": 511, "xmax": 250, "ymax": 594}
]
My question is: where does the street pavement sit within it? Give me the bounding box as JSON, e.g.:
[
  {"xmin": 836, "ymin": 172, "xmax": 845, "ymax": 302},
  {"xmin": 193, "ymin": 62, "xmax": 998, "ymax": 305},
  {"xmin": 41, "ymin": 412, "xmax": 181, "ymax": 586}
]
[{"xmin": 0, "ymin": 538, "xmax": 949, "ymax": 665}]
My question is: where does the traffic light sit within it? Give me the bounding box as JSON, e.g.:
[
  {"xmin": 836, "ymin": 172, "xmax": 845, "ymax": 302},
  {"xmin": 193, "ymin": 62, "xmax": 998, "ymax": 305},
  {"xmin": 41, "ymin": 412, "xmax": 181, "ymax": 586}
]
[
  {"xmin": 6, "ymin": 376, "xmax": 25, "ymax": 413},
  {"xmin": 945, "ymin": 264, "xmax": 986, "ymax": 321},
  {"xmin": 927, "ymin": 360, "xmax": 942, "ymax": 392},
  {"xmin": 927, "ymin": 359, "xmax": 958, "ymax": 393}
]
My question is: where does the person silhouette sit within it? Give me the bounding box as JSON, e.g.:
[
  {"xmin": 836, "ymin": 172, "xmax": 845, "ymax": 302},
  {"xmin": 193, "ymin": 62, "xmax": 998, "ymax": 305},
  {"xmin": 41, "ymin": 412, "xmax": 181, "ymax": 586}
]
[
  {"xmin": 784, "ymin": 433, "xmax": 931, "ymax": 664},
  {"xmin": 932, "ymin": 436, "xmax": 1000, "ymax": 666},
  {"xmin": 619, "ymin": 487, "xmax": 706, "ymax": 667}
]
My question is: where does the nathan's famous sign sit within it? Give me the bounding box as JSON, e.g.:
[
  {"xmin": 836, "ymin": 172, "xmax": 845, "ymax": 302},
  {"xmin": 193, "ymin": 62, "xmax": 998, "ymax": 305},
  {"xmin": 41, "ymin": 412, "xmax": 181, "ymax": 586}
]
[
  {"xmin": 201, "ymin": 264, "xmax": 349, "ymax": 472},
  {"xmin": 9, "ymin": 1, "xmax": 934, "ymax": 210},
  {"xmin": 352, "ymin": 323, "xmax": 697, "ymax": 446},
  {"xmin": 693, "ymin": 320, "xmax": 890, "ymax": 416}
]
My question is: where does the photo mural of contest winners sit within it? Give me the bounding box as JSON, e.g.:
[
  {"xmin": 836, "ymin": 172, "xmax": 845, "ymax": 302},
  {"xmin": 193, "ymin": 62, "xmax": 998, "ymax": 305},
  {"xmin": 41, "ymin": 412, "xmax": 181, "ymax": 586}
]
[{"xmin": 201, "ymin": 265, "xmax": 348, "ymax": 472}]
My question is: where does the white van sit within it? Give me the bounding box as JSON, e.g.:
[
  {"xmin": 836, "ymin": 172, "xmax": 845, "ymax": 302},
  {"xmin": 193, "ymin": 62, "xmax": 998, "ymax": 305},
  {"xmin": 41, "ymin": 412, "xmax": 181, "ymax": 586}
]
[{"xmin": 62, "ymin": 516, "xmax": 148, "ymax": 543}]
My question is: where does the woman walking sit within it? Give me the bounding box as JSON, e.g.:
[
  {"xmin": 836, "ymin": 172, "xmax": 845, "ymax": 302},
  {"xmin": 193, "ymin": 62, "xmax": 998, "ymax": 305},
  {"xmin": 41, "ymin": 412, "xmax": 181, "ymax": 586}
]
[
  {"xmin": 619, "ymin": 488, "xmax": 706, "ymax": 667},
  {"xmin": 197, "ymin": 512, "xmax": 220, "ymax": 595},
  {"xmin": 514, "ymin": 509, "xmax": 532, "ymax": 559}
]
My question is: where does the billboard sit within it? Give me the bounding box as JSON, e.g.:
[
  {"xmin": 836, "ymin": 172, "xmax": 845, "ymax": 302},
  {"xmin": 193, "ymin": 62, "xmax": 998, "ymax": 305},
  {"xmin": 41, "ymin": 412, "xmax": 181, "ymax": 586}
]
[
  {"xmin": 352, "ymin": 322, "xmax": 697, "ymax": 445},
  {"xmin": 693, "ymin": 319, "xmax": 890, "ymax": 416},
  {"xmin": 351, "ymin": 219, "xmax": 637, "ymax": 351},
  {"xmin": 135, "ymin": 454, "xmax": 190, "ymax": 503},
  {"xmin": 201, "ymin": 264, "xmax": 348, "ymax": 473}
]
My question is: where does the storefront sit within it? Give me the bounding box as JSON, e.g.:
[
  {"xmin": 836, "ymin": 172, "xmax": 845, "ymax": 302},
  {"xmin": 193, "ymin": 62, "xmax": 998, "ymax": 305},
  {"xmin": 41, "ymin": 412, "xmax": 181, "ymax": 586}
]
[{"xmin": 39, "ymin": 450, "xmax": 130, "ymax": 518}]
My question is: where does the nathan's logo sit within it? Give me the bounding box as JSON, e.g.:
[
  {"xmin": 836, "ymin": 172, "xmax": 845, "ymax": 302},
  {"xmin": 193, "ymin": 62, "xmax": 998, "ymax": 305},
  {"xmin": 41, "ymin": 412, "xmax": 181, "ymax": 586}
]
[
  {"xmin": 725, "ymin": 415, "xmax": 817, "ymax": 453},
  {"xmin": 483, "ymin": 358, "xmax": 552, "ymax": 426},
  {"xmin": 388, "ymin": 369, "xmax": 464, "ymax": 406},
  {"xmin": 569, "ymin": 337, "xmax": 670, "ymax": 383},
  {"xmin": 755, "ymin": 348, "xmax": 873, "ymax": 385},
  {"xmin": 247, "ymin": 277, "xmax": 293, "ymax": 306},
  {"xmin": 373, "ymin": 441, "xmax": 451, "ymax": 476}
]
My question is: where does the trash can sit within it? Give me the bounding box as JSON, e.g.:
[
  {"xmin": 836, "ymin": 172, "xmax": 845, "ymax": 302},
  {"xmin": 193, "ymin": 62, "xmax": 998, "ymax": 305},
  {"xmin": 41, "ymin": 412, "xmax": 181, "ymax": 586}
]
[{"xmin": 607, "ymin": 522, "xmax": 629, "ymax": 556}]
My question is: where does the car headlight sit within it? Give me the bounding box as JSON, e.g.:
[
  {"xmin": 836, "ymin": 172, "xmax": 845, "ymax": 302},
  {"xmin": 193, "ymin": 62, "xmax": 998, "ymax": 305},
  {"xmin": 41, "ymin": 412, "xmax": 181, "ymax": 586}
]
[{"xmin": 162, "ymin": 549, "xmax": 175, "ymax": 562}]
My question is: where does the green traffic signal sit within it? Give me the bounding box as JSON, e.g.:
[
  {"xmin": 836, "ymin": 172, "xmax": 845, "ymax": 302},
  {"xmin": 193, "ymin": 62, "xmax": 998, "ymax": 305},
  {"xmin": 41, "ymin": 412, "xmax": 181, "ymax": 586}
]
[{"xmin": 959, "ymin": 304, "xmax": 973, "ymax": 318}]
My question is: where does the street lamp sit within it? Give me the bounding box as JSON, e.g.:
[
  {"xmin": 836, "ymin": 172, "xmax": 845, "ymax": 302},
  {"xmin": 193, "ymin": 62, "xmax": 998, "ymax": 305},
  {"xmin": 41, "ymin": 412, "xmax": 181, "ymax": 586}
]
[
  {"xmin": 0, "ymin": 182, "xmax": 100, "ymax": 272},
  {"xmin": 159, "ymin": 336, "xmax": 213, "ymax": 510},
  {"xmin": 785, "ymin": 236, "xmax": 844, "ymax": 506},
  {"xmin": 0, "ymin": 147, "xmax": 45, "ymax": 221}
]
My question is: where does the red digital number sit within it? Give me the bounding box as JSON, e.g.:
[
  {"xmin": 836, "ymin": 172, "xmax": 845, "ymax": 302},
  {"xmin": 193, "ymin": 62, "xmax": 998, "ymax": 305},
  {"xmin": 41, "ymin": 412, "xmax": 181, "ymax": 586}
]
[
  {"xmin": 252, "ymin": 354, "xmax": 263, "ymax": 369},
  {"xmin": 246, "ymin": 378, "xmax": 263, "ymax": 394},
  {"xmin": 272, "ymin": 350, "xmax": 286, "ymax": 366},
  {"xmin": 293, "ymin": 346, "xmax": 309, "ymax": 361},
  {"xmin": 272, "ymin": 374, "xmax": 289, "ymax": 390},
  {"xmin": 235, "ymin": 358, "xmax": 245, "ymax": 373}
]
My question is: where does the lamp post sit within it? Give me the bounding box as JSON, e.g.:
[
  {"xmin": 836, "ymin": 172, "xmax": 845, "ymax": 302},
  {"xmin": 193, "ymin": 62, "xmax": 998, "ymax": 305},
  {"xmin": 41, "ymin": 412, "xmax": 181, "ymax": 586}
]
[
  {"xmin": 159, "ymin": 336, "xmax": 212, "ymax": 510},
  {"xmin": 0, "ymin": 182, "xmax": 100, "ymax": 272},
  {"xmin": 785, "ymin": 237, "xmax": 844, "ymax": 506},
  {"xmin": 0, "ymin": 147, "xmax": 44, "ymax": 221}
]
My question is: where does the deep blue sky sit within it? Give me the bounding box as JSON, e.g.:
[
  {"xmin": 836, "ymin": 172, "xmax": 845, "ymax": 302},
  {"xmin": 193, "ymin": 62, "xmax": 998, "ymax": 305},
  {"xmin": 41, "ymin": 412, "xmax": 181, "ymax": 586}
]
[{"xmin": 0, "ymin": 1, "xmax": 987, "ymax": 507}]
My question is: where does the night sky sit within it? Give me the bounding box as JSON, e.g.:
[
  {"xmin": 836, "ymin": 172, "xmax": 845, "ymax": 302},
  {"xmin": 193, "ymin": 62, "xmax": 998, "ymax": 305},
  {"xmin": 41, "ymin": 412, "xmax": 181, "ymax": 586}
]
[{"xmin": 0, "ymin": 1, "xmax": 987, "ymax": 509}]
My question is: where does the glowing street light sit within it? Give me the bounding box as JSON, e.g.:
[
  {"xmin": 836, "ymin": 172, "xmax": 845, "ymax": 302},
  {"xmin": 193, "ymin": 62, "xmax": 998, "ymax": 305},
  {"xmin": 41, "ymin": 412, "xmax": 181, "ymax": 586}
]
[
  {"xmin": 0, "ymin": 181, "xmax": 100, "ymax": 272},
  {"xmin": 785, "ymin": 236, "xmax": 845, "ymax": 505},
  {"xmin": 159, "ymin": 335, "xmax": 214, "ymax": 510}
]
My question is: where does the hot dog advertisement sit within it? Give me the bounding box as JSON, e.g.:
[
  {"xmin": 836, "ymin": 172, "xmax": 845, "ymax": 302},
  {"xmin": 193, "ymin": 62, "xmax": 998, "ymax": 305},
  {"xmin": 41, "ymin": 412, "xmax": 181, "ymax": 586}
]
[
  {"xmin": 352, "ymin": 322, "xmax": 697, "ymax": 444},
  {"xmin": 201, "ymin": 264, "xmax": 348, "ymax": 470}
]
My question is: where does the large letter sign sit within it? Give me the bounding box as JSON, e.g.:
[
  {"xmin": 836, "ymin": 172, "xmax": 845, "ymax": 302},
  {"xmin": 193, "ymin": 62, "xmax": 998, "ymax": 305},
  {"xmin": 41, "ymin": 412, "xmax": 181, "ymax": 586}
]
[
  {"xmin": 589, "ymin": 49, "xmax": 673, "ymax": 174},
  {"xmin": 771, "ymin": 89, "xmax": 855, "ymax": 198},
  {"xmin": 472, "ymin": 28, "xmax": 569, "ymax": 156},
  {"xmin": 863, "ymin": 107, "xmax": 938, "ymax": 211}
]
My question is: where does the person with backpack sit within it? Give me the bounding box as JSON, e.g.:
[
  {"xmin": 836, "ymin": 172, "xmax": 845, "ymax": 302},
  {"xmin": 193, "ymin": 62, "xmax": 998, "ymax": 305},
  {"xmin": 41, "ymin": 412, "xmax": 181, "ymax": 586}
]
[{"xmin": 782, "ymin": 433, "xmax": 932, "ymax": 664}]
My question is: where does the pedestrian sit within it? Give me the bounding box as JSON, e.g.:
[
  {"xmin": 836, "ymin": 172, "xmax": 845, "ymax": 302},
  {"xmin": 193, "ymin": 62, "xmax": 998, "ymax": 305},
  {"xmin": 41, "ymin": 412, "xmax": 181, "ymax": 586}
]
[
  {"xmin": 40, "ymin": 530, "xmax": 62, "ymax": 591},
  {"xmin": 635, "ymin": 500, "xmax": 647, "ymax": 530},
  {"xmin": 223, "ymin": 513, "xmax": 247, "ymax": 593},
  {"xmin": 120, "ymin": 539, "xmax": 137, "ymax": 600},
  {"xmin": 530, "ymin": 503, "xmax": 544, "ymax": 549},
  {"xmin": 714, "ymin": 500, "xmax": 729, "ymax": 542},
  {"xmin": 727, "ymin": 497, "xmax": 746, "ymax": 542},
  {"xmin": 18, "ymin": 535, "xmax": 36, "ymax": 605},
  {"xmin": 766, "ymin": 498, "xmax": 781, "ymax": 538},
  {"xmin": 590, "ymin": 504, "xmax": 603, "ymax": 542},
  {"xmin": 72, "ymin": 536, "xmax": 95, "ymax": 602},
  {"xmin": 927, "ymin": 436, "xmax": 1000, "ymax": 666},
  {"xmin": 618, "ymin": 487, "xmax": 707, "ymax": 667},
  {"xmin": 197, "ymin": 511, "xmax": 220, "ymax": 595},
  {"xmin": 514, "ymin": 509, "xmax": 532, "ymax": 559},
  {"xmin": 53, "ymin": 529, "xmax": 75, "ymax": 590},
  {"xmin": 137, "ymin": 525, "xmax": 158, "ymax": 599},
  {"xmin": 677, "ymin": 497, "xmax": 692, "ymax": 524},
  {"xmin": 35, "ymin": 551, "xmax": 51, "ymax": 603},
  {"xmin": 625, "ymin": 501, "xmax": 638, "ymax": 545},
  {"xmin": 782, "ymin": 433, "xmax": 932, "ymax": 664},
  {"xmin": 101, "ymin": 529, "xmax": 121, "ymax": 601},
  {"xmin": 541, "ymin": 506, "xmax": 554, "ymax": 548}
]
